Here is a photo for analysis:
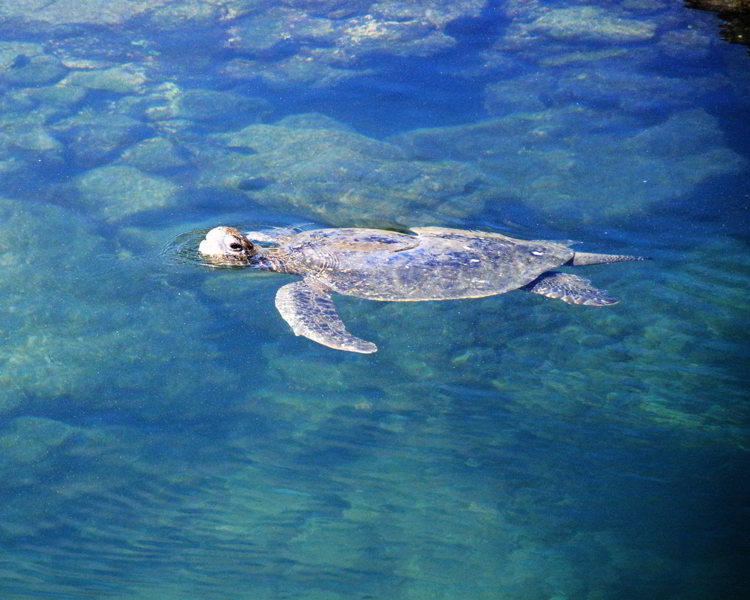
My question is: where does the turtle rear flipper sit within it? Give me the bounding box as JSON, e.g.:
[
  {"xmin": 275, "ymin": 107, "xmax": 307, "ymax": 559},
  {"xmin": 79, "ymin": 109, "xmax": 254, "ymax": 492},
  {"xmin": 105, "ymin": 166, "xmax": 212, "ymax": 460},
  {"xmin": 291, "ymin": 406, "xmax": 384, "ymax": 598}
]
[
  {"xmin": 523, "ymin": 272, "xmax": 618, "ymax": 306},
  {"xmin": 275, "ymin": 280, "xmax": 378, "ymax": 353}
]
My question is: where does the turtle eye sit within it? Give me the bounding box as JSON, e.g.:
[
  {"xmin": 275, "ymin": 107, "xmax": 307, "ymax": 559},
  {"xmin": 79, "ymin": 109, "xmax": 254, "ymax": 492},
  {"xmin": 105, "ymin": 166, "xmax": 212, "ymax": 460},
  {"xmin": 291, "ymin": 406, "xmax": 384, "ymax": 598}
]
[{"xmin": 229, "ymin": 242, "xmax": 244, "ymax": 250}]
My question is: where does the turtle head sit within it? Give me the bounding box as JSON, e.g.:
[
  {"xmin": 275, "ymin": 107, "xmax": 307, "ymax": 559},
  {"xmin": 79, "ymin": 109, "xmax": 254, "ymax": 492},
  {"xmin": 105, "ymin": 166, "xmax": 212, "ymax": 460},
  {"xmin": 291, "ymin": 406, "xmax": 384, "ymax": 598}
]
[{"xmin": 199, "ymin": 226, "xmax": 257, "ymax": 264}]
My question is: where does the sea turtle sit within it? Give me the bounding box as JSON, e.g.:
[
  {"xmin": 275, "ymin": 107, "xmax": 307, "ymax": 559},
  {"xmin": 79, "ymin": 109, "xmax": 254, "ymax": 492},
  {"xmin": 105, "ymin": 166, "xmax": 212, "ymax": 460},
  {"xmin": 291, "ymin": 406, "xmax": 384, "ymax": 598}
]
[{"xmin": 199, "ymin": 225, "xmax": 646, "ymax": 353}]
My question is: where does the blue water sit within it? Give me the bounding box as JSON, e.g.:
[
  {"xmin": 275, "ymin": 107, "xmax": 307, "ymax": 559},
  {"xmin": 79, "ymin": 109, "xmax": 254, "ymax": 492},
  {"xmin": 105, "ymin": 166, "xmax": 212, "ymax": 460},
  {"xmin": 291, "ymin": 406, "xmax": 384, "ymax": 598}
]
[{"xmin": 1, "ymin": 1, "xmax": 748, "ymax": 599}]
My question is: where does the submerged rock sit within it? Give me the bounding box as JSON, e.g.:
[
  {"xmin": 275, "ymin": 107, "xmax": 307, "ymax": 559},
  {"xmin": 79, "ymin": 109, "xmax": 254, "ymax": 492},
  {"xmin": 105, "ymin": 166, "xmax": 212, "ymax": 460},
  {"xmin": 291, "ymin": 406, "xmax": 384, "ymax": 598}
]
[
  {"xmin": 658, "ymin": 26, "xmax": 716, "ymax": 60},
  {"xmin": 0, "ymin": 194, "xmax": 250, "ymax": 546},
  {"xmin": 335, "ymin": 13, "xmax": 457, "ymax": 58},
  {"xmin": 62, "ymin": 65, "xmax": 148, "ymax": 94},
  {"xmin": 144, "ymin": 87, "xmax": 273, "ymax": 128},
  {"xmin": 22, "ymin": 82, "xmax": 88, "ymax": 107},
  {"xmin": 0, "ymin": 195, "xmax": 239, "ymax": 419},
  {"xmin": 117, "ymin": 136, "xmax": 190, "ymax": 172},
  {"xmin": 222, "ymin": 53, "xmax": 364, "ymax": 89},
  {"xmin": 545, "ymin": 69, "xmax": 724, "ymax": 116},
  {"xmin": 222, "ymin": 0, "xmax": 486, "ymax": 88},
  {"xmin": 76, "ymin": 165, "xmax": 178, "ymax": 222},
  {"xmin": 0, "ymin": 417, "xmax": 81, "ymax": 466},
  {"xmin": 513, "ymin": 6, "xmax": 657, "ymax": 43},
  {"xmin": 196, "ymin": 118, "xmax": 493, "ymax": 225},
  {"xmin": 0, "ymin": 198, "xmax": 105, "ymax": 415},
  {"xmin": 276, "ymin": 112, "xmax": 356, "ymax": 132},
  {"xmin": 0, "ymin": 0, "xmax": 172, "ymax": 25},
  {"xmin": 52, "ymin": 112, "xmax": 150, "ymax": 168},
  {"xmin": 484, "ymin": 65, "xmax": 727, "ymax": 117},
  {"xmin": 225, "ymin": 0, "xmax": 485, "ymax": 60},
  {"xmin": 0, "ymin": 121, "xmax": 62, "ymax": 154},
  {"xmin": 480, "ymin": 0, "xmax": 738, "ymax": 123},
  {"xmin": 0, "ymin": 41, "xmax": 44, "ymax": 70},
  {"xmin": 225, "ymin": 6, "xmax": 336, "ymax": 53},
  {"xmin": 0, "ymin": 104, "xmax": 65, "ymax": 188},
  {"xmin": 141, "ymin": 0, "xmax": 222, "ymax": 29},
  {"xmin": 390, "ymin": 108, "xmax": 747, "ymax": 223},
  {"xmin": 2, "ymin": 54, "xmax": 67, "ymax": 86}
]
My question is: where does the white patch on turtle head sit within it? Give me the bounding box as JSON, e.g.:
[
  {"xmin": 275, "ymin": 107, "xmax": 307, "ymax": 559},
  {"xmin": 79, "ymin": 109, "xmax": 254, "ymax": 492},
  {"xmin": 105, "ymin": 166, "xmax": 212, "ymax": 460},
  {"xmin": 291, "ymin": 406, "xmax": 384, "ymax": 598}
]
[{"xmin": 199, "ymin": 226, "xmax": 256, "ymax": 264}]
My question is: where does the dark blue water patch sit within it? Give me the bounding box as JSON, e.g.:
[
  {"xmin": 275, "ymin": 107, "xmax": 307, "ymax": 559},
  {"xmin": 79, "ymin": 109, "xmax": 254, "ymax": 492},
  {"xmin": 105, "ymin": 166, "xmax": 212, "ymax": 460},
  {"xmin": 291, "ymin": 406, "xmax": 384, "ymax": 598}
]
[
  {"xmin": 206, "ymin": 7, "xmax": 514, "ymax": 136},
  {"xmin": 9, "ymin": 52, "xmax": 31, "ymax": 68},
  {"xmin": 488, "ymin": 428, "xmax": 748, "ymax": 563},
  {"xmin": 253, "ymin": 41, "xmax": 495, "ymax": 136},
  {"xmin": 474, "ymin": 200, "xmax": 669, "ymax": 256},
  {"xmin": 128, "ymin": 12, "xmax": 227, "ymax": 58},
  {"xmin": 115, "ymin": 188, "xmax": 254, "ymax": 229},
  {"xmin": 642, "ymin": 39, "xmax": 728, "ymax": 78},
  {"xmin": 648, "ymin": 173, "xmax": 750, "ymax": 239},
  {"xmin": 236, "ymin": 175, "xmax": 274, "ymax": 191},
  {"xmin": 445, "ymin": 0, "xmax": 509, "ymax": 53},
  {"xmin": 474, "ymin": 196, "xmax": 565, "ymax": 237},
  {"xmin": 711, "ymin": 103, "xmax": 750, "ymax": 161},
  {"xmin": 263, "ymin": 73, "xmax": 483, "ymax": 138}
]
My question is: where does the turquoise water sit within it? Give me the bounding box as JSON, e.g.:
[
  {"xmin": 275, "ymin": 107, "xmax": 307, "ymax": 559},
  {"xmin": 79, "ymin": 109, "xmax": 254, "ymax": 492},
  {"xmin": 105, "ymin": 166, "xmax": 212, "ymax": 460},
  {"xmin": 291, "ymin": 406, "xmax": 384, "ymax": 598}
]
[{"xmin": 1, "ymin": 1, "xmax": 748, "ymax": 598}]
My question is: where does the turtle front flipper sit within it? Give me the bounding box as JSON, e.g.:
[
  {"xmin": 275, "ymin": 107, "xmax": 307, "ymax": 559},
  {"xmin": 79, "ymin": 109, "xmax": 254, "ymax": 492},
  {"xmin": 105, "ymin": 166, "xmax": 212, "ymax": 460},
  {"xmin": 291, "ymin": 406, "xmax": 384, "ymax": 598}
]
[
  {"xmin": 523, "ymin": 272, "xmax": 618, "ymax": 306},
  {"xmin": 275, "ymin": 280, "xmax": 378, "ymax": 353}
]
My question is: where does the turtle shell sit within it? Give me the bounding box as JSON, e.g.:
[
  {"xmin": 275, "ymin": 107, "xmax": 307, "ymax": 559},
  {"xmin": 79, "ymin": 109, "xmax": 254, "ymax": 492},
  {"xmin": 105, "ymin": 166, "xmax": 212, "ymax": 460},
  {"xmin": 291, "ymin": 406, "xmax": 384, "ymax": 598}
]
[{"xmin": 278, "ymin": 227, "xmax": 575, "ymax": 301}]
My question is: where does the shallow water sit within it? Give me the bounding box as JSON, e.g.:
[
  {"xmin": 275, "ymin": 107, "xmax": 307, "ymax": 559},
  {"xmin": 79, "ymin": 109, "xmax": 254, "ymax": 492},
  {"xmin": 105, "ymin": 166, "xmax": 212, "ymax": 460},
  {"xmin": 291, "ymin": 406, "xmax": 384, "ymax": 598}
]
[{"xmin": 1, "ymin": 1, "xmax": 748, "ymax": 599}]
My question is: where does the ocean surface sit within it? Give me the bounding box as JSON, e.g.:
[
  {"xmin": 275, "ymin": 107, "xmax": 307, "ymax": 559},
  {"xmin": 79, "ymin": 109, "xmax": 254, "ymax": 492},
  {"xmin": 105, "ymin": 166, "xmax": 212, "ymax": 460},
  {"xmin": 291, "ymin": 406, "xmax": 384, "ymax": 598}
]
[{"xmin": 1, "ymin": 1, "xmax": 748, "ymax": 599}]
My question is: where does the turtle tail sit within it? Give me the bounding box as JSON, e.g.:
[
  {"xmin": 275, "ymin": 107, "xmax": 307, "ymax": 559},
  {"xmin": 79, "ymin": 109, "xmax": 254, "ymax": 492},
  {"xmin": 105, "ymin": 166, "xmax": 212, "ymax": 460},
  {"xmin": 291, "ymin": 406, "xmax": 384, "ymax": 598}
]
[{"xmin": 569, "ymin": 251, "xmax": 649, "ymax": 266}]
